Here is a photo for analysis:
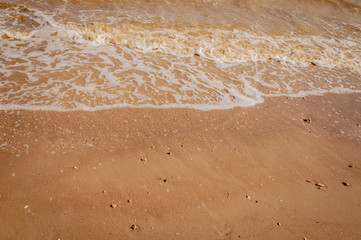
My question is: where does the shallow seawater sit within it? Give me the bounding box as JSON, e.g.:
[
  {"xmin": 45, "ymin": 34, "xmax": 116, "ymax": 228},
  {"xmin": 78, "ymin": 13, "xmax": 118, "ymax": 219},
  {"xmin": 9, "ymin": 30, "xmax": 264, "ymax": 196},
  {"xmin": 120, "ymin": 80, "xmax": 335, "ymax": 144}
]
[{"xmin": 0, "ymin": 0, "xmax": 361, "ymax": 110}]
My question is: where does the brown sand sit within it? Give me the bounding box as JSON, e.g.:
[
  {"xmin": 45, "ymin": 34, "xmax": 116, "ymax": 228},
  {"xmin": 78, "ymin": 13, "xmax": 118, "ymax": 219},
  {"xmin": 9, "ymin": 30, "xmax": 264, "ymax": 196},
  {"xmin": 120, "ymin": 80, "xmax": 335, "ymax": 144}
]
[{"xmin": 1, "ymin": 93, "xmax": 361, "ymax": 240}]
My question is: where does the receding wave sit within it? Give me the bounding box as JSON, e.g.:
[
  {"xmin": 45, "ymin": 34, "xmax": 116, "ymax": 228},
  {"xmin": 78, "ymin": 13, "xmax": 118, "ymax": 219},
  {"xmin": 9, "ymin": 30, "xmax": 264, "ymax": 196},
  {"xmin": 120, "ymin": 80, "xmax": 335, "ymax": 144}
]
[{"xmin": 1, "ymin": 0, "xmax": 361, "ymax": 110}]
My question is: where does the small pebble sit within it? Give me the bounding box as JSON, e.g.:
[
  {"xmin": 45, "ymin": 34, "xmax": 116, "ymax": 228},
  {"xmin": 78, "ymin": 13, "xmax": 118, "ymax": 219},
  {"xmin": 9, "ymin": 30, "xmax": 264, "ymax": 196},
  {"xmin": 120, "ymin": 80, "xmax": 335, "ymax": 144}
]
[
  {"xmin": 342, "ymin": 181, "xmax": 349, "ymax": 186},
  {"xmin": 255, "ymin": 200, "xmax": 259, "ymax": 203},
  {"xmin": 348, "ymin": 164, "xmax": 354, "ymax": 168},
  {"xmin": 140, "ymin": 157, "xmax": 146, "ymax": 162},
  {"xmin": 246, "ymin": 195, "xmax": 251, "ymax": 199},
  {"xmin": 102, "ymin": 190, "xmax": 107, "ymax": 194},
  {"xmin": 73, "ymin": 166, "xmax": 79, "ymax": 170},
  {"xmin": 167, "ymin": 152, "xmax": 171, "ymax": 155},
  {"xmin": 315, "ymin": 182, "xmax": 325, "ymax": 189},
  {"xmin": 110, "ymin": 204, "xmax": 117, "ymax": 208},
  {"xmin": 163, "ymin": 178, "xmax": 168, "ymax": 183},
  {"xmin": 127, "ymin": 199, "xmax": 132, "ymax": 203},
  {"xmin": 277, "ymin": 222, "xmax": 281, "ymax": 226},
  {"xmin": 306, "ymin": 180, "xmax": 311, "ymax": 183},
  {"xmin": 130, "ymin": 224, "xmax": 139, "ymax": 230},
  {"xmin": 303, "ymin": 118, "xmax": 311, "ymax": 123}
]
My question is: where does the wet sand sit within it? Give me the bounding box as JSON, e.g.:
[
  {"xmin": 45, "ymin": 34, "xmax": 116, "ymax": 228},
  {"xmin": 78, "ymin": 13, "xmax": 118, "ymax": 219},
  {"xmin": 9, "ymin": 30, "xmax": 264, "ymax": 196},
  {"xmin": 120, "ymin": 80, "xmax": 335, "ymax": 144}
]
[{"xmin": 1, "ymin": 93, "xmax": 361, "ymax": 240}]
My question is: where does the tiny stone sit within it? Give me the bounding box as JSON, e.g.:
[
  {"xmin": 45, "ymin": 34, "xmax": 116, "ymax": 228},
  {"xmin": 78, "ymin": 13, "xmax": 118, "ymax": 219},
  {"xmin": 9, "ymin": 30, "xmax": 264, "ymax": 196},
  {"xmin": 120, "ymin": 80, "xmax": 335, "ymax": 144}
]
[
  {"xmin": 246, "ymin": 195, "xmax": 251, "ymax": 199},
  {"xmin": 73, "ymin": 166, "xmax": 79, "ymax": 169},
  {"xmin": 303, "ymin": 118, "xmax": 311, "ymax": 123},
  {"xmin": 315, "ymin": 182, "xmax": 325, "ymax": 189},
  {"xmin": 163, "ymin": 178, "xmax": 168, "ymax": 183},
  {"xmin": 255, "ymin": 200, "xmax": 259, "ymax": 203},
  {"xmin": 348, "ymin": 164, "xmax": 354, "ymax": 168},
  {"xmin": 128, "ymin": 199, "xmax": 132, "ymax": 203},
  {"xmin": 130, "ymin": 224, "xmax": 138, "ymax": 230},
  {"xmin": 150, "ymin": 145, "xmax": 155, "ymax": 148},
  {"xmin": 110, "ymin": 204, "xmax": 117, "ymax": 208},
  {"xmin": 306, "ymin": 180, "xmax": 311, "ymax": 183},
  {"xmin": 140, "ymin": 157, "xmax": 146, "ymax": 162},
  {"xmin": 167, "ymin": 152, "xmax": 171, "ymax": 155},
  {"xmin": 342, "ymin": 181, "xmax": 349, "ymax": 186},
  {"xmin": 102, "ymin": 190, "xmax": 107, "ymax": 194},
  {"xmin": 277, "ymin": 222, "xmax": 281, "ymax": 226}
]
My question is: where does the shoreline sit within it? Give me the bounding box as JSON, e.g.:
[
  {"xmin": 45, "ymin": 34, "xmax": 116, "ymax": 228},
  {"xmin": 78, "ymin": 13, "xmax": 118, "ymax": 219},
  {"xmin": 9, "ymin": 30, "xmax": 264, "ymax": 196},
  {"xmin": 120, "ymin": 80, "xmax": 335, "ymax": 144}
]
[
  {"xmin": 1, "ymin": 93, "xmax": 361, "ymax": 240},
  {"xmin": 0, "ymin": 92, "xmax": 360, "ymax": 113}
]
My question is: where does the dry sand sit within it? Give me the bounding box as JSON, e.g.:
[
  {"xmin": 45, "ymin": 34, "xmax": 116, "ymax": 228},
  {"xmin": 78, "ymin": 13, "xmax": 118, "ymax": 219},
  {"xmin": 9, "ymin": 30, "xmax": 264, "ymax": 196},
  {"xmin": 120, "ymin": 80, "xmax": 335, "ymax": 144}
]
[{"xmin": 1, "ymin": 93, "xmax": 361, "ymax": 240}]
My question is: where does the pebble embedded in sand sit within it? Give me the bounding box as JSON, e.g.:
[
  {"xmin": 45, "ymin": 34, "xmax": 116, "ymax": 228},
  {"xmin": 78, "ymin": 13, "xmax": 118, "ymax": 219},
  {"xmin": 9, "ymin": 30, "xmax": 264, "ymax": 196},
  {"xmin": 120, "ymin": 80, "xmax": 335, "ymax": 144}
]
[
  {"xmin": 127, "ymin": 199, "xmax": 132, "ymax": 203},
  {"xmin": 102, "ymin": 190, "xmax": 107, "ymax": 194},
  {"xmin": 167, "ymin": 152, "xmax": 171, "ymax": 155},
  {"xmin": 303, "ymin": 118, "xmax": 311, "ymax": 123},
  {"xmin": 348, "ymin": 164, "xmax": 354, "ymax": 168},
  {"xmin": 277, "ymin": 222, "xmax": 281, "ymax": 226},
  {"xmin": 110, "ymin": 204, "xmax": 117, "ymax": 208},
  {"xmin": 246, "ymin": 195, "xmax": 251, "ymax": 199},
  {"xmin": 342, "ymin": 181, "xmax": 349, "ymax": 186},
  {"xmin": 140, "ymin": 157, "xmax": 146, "ymax": 162},
  {"xmin": 72, "ymin": 166, "xmax": 79, "ymax": 169},
  {"xmin": 163, "ymin": 178, "xmax": 168, "ymax": 183},
  {"xmin": 130, "ymin": 224, "xmax": 139, "ymax": 230},
  {"xmin": 315, "ymin": 182, "xmax": 326, "ymax": 189},
  {"xmin": 255, "ymin": 200, "xmax": 259, "ymax": 203},
  {"xmin": 306, "ymin": 180, "xmax": 311, "ymax": 183}
]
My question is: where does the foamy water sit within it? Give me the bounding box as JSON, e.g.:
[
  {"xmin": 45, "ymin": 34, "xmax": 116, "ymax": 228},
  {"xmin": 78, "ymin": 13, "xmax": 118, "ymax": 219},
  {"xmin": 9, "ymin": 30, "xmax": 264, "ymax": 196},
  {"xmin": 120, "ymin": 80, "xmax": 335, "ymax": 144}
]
[{"xmin": 1, "ymin": 0, "xmax": 361, "ymax": 110}]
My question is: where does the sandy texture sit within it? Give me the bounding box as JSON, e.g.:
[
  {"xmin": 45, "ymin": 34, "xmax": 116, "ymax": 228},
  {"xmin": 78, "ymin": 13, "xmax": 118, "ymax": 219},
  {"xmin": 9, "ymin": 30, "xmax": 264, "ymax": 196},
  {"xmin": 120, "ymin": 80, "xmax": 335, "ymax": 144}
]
[{"xmin": 1, "ymin": 94, "xmax": 361, "ymax": 240}]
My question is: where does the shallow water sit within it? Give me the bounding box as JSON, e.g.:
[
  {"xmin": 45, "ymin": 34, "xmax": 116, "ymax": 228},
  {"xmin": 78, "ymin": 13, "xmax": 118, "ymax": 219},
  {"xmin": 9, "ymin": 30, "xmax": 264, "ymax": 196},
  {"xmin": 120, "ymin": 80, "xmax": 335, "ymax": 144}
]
[{"xmin": 1, "ymin": 0, "xmax": 361, "ymax": 110}]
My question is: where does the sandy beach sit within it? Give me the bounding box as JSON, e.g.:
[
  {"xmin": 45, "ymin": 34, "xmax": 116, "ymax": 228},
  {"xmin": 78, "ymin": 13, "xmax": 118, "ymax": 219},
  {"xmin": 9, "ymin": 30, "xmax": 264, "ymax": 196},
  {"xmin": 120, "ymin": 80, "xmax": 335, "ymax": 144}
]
[{"xmin": 1, "ymin": 93, "xmax": 361, "ymax": 240}]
